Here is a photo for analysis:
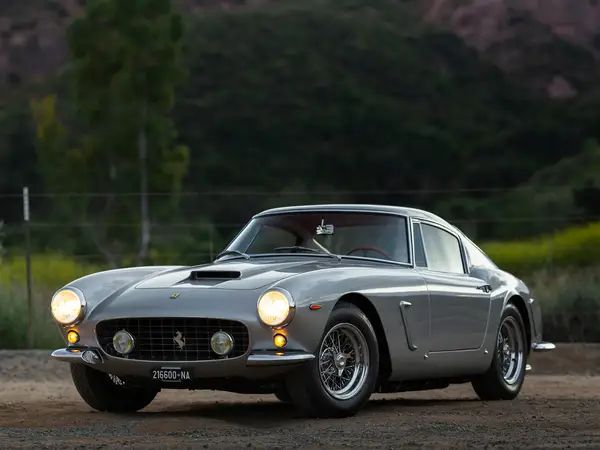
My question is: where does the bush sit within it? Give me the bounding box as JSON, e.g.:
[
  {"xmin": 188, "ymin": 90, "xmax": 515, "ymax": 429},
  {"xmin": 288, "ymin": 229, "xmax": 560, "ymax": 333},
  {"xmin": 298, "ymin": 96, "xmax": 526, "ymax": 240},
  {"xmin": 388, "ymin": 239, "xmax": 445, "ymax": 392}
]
[
  {"xmin": 0, "ymin": 221, "xmax": 4, "ymax": 260},
  {"xmin": 526, "ymin": 266, "xmax": 600, "ymax": 342},
  {"xmin": 482, "ymin": 222, "xmax": 600, "ymax": 274}
]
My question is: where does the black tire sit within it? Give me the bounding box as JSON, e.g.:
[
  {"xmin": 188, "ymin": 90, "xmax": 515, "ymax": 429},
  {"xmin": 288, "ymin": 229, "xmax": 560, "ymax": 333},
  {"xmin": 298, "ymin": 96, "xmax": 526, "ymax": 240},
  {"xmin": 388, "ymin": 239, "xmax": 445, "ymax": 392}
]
[
  {"xmin": 274, "ymin": 386, "xmax": 291, "ymax": 403},
  {"xmin": 71, "ymin": 364, "xmax": 158, "ymax": 412},
  {"xmin": 285, "ymin": 303, "xmax": 379, "ymax": 417},
  {"xmin": 472, "ymin": 303, "xmax": 527, "ymax": 400}
]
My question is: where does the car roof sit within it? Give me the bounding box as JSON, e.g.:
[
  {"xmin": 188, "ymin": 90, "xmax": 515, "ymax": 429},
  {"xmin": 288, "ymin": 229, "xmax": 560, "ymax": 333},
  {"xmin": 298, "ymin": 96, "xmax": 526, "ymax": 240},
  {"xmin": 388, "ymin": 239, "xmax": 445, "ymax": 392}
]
[{"xmin": 254, "ymin": 204, "xmax": 455, "ymax": 229}]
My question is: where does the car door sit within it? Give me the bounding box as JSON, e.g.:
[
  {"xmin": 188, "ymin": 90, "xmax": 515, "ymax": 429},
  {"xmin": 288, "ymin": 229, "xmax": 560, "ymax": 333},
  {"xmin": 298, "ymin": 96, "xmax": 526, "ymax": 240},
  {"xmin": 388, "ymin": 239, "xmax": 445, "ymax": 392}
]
[{"xmin": 413, "ymin": 220, "xmax": 491, "ymax": 351}]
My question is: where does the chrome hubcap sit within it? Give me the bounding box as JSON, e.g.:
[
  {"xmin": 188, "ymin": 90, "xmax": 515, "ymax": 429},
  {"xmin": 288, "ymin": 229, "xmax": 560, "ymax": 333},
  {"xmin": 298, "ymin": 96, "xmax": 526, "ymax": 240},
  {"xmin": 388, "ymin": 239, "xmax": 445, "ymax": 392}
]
[
  {"xmin": 497, "ymin": 316, "xmax": 524, "ymax": 385},
  {"xmin": 318, "ymin": 323, "xmax": 369, "ymax": 400}
]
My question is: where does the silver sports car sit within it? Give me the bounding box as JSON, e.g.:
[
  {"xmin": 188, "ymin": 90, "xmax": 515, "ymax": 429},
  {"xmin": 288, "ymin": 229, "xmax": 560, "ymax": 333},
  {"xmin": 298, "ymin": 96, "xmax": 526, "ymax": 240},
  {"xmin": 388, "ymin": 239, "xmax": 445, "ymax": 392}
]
[{"xmin": 51, "ymin": 204, "xmax": 554, "ymax": 417}]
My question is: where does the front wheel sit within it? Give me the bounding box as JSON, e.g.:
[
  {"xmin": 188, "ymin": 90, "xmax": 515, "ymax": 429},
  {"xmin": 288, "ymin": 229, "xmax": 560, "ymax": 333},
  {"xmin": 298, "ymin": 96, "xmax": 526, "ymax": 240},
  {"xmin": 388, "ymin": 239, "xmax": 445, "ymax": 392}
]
[
  {"xmin": 71, "ymin": 364, "xmax": 158, "ymax": 412},
  {"xmin": 472, "ymin": 303, "xmax": 527, "ymax": 400},
  {"xmin": 285, "ymin": 303, "xmax": 379, "ymax": 417}
]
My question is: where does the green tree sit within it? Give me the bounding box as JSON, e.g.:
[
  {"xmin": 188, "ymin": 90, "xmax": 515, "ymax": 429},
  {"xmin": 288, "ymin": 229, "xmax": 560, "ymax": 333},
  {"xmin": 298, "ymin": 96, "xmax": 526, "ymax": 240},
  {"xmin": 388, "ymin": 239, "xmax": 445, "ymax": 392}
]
[
  {"xmin": 33, "ymin": 0, "xmax": 188, "ymax": 266},
  {"xmin": 0, "ymin": 221, "xmax": 4, "ymax": 261}
]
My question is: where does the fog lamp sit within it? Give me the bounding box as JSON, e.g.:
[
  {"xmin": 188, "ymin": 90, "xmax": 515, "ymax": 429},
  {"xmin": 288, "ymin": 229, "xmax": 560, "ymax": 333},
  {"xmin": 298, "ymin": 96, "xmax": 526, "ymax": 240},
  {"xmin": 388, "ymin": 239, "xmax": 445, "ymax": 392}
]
[
  {"xmin": 211, "ymin": 331, "xmax": 234, "ymax": 356},
  {"xmin": 273, "ymin": 333, "xmax": 287, "ymax": 349},
  {"xmin": 113, "ymin": 330, "xmax": 135, "ymax": 355},
  {"xmin": 67, "ymin": 330, "xmax": 80, "ymax": 345}
]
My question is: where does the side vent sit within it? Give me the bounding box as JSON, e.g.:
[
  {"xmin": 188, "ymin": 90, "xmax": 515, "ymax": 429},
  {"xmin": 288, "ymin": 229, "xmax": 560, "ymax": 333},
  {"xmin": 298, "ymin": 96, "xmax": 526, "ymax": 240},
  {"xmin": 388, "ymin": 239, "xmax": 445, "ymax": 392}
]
[{"xmin": 190, "ymin": 271, "xmax": 241, "ymax": 280}]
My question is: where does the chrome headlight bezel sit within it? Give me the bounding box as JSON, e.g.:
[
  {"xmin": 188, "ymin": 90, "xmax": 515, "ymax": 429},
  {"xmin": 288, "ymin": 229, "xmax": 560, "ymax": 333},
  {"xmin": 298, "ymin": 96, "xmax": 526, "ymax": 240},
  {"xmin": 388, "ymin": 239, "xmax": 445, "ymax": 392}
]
[
  {"xmin": 257, "ymin": 288, "xmax": 295, "ymax": 328},
  {"xmin": 112, "ymin": 329, "xmax": 135, "ymax": 355},
  {"xmin": 50, "ymin": 287, "xmax": 86, "ymax": 326}
]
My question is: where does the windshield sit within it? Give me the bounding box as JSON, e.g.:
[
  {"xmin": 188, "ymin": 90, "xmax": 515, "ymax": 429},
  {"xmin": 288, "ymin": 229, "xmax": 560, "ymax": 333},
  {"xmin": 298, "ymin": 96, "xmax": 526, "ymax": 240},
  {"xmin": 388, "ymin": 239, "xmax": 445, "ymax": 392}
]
[{"xmin": 225, "ymin": 212, "xmax": 409, "ymax": 263}]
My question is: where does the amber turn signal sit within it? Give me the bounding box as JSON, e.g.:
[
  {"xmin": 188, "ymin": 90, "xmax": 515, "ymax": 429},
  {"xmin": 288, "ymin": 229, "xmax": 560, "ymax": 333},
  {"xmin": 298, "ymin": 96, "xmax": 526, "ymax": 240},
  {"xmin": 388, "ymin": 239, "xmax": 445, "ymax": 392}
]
[
  {"xmin": 273, "ymin": 333, "xmax": 287, "ymax": 349},
  {"xmin": 67, "ymin": 330, "xmax": 80, "ymax": 345}
]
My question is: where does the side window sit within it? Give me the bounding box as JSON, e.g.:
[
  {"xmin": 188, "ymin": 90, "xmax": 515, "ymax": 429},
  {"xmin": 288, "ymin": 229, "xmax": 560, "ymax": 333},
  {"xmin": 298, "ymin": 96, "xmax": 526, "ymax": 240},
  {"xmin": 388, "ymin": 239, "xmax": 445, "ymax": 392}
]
[
  {"xmin": 463, "ymin": 237, "xmax": 497, "ymax": 269},
  {"xmin": 412, "ymin": 223, "xmax": 427, "ymax": 267},
  {"xmin": 421, "ymin": 224, "xmax": 464, "ymax": 274}
]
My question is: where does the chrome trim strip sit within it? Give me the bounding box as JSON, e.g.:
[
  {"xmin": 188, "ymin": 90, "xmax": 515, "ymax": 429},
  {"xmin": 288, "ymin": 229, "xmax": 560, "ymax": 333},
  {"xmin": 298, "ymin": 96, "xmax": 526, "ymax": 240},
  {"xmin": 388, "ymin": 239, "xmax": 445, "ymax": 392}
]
[
  {"xmin": 532, "ymin": 342, "xmax": 556, "ymax": 352},
  {"xmin": 398, "ymin": 301, "xmax": 418, "ymax": 351},
  {"xmin": 246, "ymin": 352, "xmax": 315, "ymax": 366}
]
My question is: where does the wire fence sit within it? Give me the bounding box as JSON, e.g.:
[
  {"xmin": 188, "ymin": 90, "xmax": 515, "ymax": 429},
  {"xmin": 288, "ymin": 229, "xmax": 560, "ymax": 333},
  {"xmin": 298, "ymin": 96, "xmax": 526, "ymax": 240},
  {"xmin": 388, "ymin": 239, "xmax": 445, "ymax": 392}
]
[{"xmin": 0, "ymin": 188, "xmax": 599, "ymax": 347}]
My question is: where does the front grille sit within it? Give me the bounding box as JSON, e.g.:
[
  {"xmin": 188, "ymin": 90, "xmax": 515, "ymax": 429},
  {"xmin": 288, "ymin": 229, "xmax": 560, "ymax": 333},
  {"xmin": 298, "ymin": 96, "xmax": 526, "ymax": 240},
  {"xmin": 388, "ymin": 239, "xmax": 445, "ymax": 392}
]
[{"xmin": 96, "ymin": 318, "xmax": 249, "ymax": 361}]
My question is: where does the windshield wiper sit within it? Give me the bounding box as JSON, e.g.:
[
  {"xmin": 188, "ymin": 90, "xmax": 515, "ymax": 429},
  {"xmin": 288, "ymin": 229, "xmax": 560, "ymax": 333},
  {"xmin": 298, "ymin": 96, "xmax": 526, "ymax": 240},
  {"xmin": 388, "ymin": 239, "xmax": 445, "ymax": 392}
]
[
  {"xmin": 272, "ymin": 246, "xmax": 341, "ymax": 261},
  {"xmin": 215, "ymin": 250, "xmax": 250, "ymax": 260},
  {"xmin": 273, "ymin": 246, "xmax": 323, "ymax": 254}
]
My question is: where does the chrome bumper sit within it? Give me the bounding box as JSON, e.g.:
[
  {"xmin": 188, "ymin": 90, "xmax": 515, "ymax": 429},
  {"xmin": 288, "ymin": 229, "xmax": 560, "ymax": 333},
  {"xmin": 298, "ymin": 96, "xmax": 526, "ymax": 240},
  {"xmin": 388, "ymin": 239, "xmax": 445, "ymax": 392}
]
[
  {"xmin": 246, "ymin": 351, "xmax": 314, "ymax": 366},
  {"xmin": 51, "ymin": 348, "xmax": 81, "ymax": 362},
  {"xmin": 532, "ymin": 342, "xmax": 556, "ymax": 352},
  {"xmin": 51, "ymin": 347, "xmax": 314, "ymax": 367},
  {"xmin": 51, "ymin": 348, "xmax": 103, "ymax": 364}
]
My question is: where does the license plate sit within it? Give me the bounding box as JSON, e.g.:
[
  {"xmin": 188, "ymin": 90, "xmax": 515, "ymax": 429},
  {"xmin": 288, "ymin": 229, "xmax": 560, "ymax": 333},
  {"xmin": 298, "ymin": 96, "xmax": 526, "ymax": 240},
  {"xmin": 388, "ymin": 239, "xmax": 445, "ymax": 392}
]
[{"xmin": 151, "ymin": 367, "xmax": 191, "ymax": 383}]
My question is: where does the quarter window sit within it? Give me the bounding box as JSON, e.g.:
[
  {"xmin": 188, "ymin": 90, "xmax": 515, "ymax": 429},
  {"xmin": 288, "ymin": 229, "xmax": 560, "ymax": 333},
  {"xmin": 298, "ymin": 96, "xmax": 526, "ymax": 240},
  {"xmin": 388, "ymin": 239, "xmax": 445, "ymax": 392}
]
[
  {"xmin": 412, "ymin": 223, "xmax": 427, "ymax": 267},
  {"xmin": 463, "ymin": 237, "xmax": 496, "ymax": 269},
  {"xmin": 421, "ymin": 224, "xmax": 464, "ymax": 274}
]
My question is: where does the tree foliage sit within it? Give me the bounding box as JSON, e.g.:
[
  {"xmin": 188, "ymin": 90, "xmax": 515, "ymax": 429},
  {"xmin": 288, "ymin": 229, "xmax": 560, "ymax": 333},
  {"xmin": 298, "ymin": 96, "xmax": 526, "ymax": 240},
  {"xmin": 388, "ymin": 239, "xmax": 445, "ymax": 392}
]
[
  {"xmin": 176, "ymin": 0, "xmax": 596, "ymax": 229},
  {"xmin": 32, "ymin": 0, "xmax": 189, "ymax": 265},
  {"xmin": 11, "ymin": 0, "xmax": 600, "ymax": 261}
]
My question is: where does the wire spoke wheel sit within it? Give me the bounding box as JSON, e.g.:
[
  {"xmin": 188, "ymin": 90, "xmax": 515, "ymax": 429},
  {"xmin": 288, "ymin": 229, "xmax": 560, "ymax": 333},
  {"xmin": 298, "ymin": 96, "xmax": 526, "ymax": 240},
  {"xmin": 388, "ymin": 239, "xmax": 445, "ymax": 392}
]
[
  {"xmin": 496, "ymin": 315, "xmax": 524, "ymax": 385},
  {"xmin": 318, "ymin": 323, "xmax": 369, "ymax": 400}
]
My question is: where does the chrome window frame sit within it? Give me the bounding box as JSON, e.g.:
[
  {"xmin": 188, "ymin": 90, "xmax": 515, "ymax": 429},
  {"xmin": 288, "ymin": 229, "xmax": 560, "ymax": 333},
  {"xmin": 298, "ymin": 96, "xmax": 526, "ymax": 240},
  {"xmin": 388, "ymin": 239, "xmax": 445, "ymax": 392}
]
[{"xmin": 235, "ymin": 209, "xmax": 415, "ymax": 268}]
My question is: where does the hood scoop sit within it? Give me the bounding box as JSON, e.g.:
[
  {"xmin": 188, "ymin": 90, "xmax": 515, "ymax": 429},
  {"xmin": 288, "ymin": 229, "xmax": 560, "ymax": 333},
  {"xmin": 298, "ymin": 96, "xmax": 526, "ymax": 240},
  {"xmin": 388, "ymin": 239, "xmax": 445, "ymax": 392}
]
[{"xmin": 190, "ymin": 270, "xmax": 241, "ymax": 280}]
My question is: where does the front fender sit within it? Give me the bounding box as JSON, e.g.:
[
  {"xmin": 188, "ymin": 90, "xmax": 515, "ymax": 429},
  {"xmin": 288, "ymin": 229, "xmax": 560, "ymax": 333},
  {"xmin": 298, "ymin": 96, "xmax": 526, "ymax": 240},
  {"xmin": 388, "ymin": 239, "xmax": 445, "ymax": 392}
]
[{"xmin": 57, "ymin": 266, "xmax": 181, "ymax": 339}]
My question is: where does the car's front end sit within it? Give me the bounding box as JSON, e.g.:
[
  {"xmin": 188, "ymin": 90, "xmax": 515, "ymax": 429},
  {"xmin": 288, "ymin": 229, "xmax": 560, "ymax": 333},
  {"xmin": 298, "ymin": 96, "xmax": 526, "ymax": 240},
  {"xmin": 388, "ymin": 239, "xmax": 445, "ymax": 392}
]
[{"xmin": 49, "ymin": 261, "xmax": 340, "ymax": 394}]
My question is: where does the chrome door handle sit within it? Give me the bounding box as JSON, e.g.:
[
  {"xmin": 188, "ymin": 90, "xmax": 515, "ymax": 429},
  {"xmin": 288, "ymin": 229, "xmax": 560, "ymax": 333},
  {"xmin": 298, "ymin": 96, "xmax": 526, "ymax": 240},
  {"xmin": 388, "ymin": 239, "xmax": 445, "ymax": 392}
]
[
  {"xmin": 476, "ymin": 284, "xmax": 492, "ymax": 293},
  {"xmin": 399, "ymin": 300, "xmax": 412, "ymax": 308}
]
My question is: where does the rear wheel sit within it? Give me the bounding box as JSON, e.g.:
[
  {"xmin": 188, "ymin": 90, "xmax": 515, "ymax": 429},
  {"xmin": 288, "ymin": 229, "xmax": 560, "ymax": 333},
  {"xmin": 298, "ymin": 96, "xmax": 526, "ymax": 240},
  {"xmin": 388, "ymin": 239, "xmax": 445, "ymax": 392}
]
[
  {"xmin": 71, "ymin": 364, "xmax": 158, "ymax": 412},
  {"xmin": 285, "ymin": 303, "xmax": 379, "ymax": 417},
  {"xmin": 472, "ymin": 304, "xmax": 527, "ymax": 400}
]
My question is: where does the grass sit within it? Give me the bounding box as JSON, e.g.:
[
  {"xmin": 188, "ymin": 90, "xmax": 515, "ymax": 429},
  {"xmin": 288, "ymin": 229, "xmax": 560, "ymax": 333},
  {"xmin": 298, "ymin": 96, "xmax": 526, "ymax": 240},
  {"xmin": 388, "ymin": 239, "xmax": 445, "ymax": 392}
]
[
  {"xmin": 482, "ymin": 222, "xmax": 600, "ymax": 275},
  {"xmin": 1, "ymin": 222, "xmax": 600, "ymax": 347},
  {"xmin": 0, "ymin": 254, "xmax": 102, "ymax": 349}
]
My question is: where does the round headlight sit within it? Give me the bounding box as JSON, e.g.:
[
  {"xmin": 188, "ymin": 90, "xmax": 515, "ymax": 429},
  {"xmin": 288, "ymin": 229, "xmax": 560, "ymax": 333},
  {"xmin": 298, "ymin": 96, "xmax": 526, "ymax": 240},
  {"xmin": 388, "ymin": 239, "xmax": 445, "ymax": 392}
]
[
  {"xmin": 211, "ymin": 331, "xmax": 234, "ymax": 356},
  {"xmin": 51, "ymin": 289, "xmax": 85, "ymax": 325},
  {"xmin": 257, "ymin": 289, "xmax": 294, "ymax": 327},
  {"xmin": 113, "ymin": 330, "xmax": 135, "ymax": 355}
]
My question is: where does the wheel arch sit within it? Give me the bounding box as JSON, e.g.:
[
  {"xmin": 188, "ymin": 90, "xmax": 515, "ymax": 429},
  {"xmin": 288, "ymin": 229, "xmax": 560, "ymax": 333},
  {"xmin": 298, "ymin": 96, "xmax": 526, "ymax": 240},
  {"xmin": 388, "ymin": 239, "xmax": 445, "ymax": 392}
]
[
  {"xmin": 335, "ymin": 293, "xmax": 392, "ymax": 386},
  {"xmin": 506, "ymin": 294, "xmax": 532, "ymax": 351}
]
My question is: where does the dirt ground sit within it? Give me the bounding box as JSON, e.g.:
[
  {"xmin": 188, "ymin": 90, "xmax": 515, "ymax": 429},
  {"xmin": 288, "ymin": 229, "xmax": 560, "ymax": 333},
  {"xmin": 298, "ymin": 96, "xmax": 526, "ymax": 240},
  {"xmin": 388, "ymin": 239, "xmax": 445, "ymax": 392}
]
[{"xmin": 1, "ymin": 347, "xmax": 599, "ymax": 449}]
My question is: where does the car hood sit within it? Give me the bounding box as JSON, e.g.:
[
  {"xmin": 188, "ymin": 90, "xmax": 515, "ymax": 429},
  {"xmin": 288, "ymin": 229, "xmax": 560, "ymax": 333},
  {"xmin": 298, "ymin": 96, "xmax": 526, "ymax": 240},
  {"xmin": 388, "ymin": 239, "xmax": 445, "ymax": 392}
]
[{"xmin": 134, "ymin": 257, "xmax": 345, "ymax": 290}]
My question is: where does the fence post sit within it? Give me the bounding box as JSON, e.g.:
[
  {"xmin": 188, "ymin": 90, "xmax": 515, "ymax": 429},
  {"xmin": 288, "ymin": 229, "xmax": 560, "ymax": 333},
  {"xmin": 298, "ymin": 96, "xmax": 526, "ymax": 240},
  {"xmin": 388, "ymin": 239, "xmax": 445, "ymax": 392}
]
[
  {"xmin": 209, "ymin": 227, "xmax": 214, "ymax": 261},
  {"xmin": 23, "ymin": 187, "xmax": 33, "ymax": 349}
]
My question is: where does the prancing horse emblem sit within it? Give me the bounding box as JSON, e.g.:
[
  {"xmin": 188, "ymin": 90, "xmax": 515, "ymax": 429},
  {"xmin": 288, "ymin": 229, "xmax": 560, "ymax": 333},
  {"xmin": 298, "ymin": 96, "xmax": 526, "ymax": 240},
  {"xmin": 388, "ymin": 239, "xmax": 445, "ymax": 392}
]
[
  {"xmin": 173, "ymin": 331, "xmax": 186, "ymax": 350},
  {"xmin": 169, "ymin": 292, "xmax": 180, "ymax": 300}
]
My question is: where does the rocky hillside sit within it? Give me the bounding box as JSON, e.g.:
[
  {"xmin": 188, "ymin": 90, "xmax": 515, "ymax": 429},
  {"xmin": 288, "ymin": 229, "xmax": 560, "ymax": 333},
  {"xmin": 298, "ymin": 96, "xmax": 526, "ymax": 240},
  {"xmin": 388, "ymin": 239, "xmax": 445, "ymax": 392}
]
[
  {"xmin": 1, "ymin": 0, "xmax": 599, "ymax": 97},
  {"xmin": 422, "ymin": 0, "xmax": 600, "ymax": 98}
]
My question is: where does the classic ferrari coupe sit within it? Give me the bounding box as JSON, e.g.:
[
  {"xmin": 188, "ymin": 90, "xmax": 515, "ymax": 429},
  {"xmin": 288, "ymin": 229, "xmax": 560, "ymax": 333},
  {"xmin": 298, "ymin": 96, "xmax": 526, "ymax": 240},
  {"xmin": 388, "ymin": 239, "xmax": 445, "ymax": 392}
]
[{"xmin": 51, "ymin": 204, "xmax": 554, "ymax": 417}]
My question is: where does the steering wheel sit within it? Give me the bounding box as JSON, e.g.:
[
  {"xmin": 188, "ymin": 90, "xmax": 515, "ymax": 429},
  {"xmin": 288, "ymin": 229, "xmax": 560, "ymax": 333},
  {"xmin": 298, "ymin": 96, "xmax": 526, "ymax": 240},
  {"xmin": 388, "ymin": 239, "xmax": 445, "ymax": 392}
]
[{"xmin": 346, "ymin": 246, "xmax": 391, "ymax": 260}]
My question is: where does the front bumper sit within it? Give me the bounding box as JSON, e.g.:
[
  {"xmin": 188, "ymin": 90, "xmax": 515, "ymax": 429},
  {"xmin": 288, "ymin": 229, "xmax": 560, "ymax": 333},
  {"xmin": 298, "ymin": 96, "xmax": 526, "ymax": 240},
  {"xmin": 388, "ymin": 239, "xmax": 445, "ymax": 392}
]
[
  {"xmin": 532, "ymin": 342, "xmax": 556, "ymax": 352},
  {"xmin": 51, "ymin": 347, "xmax": 314, "ymax": 379}
]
